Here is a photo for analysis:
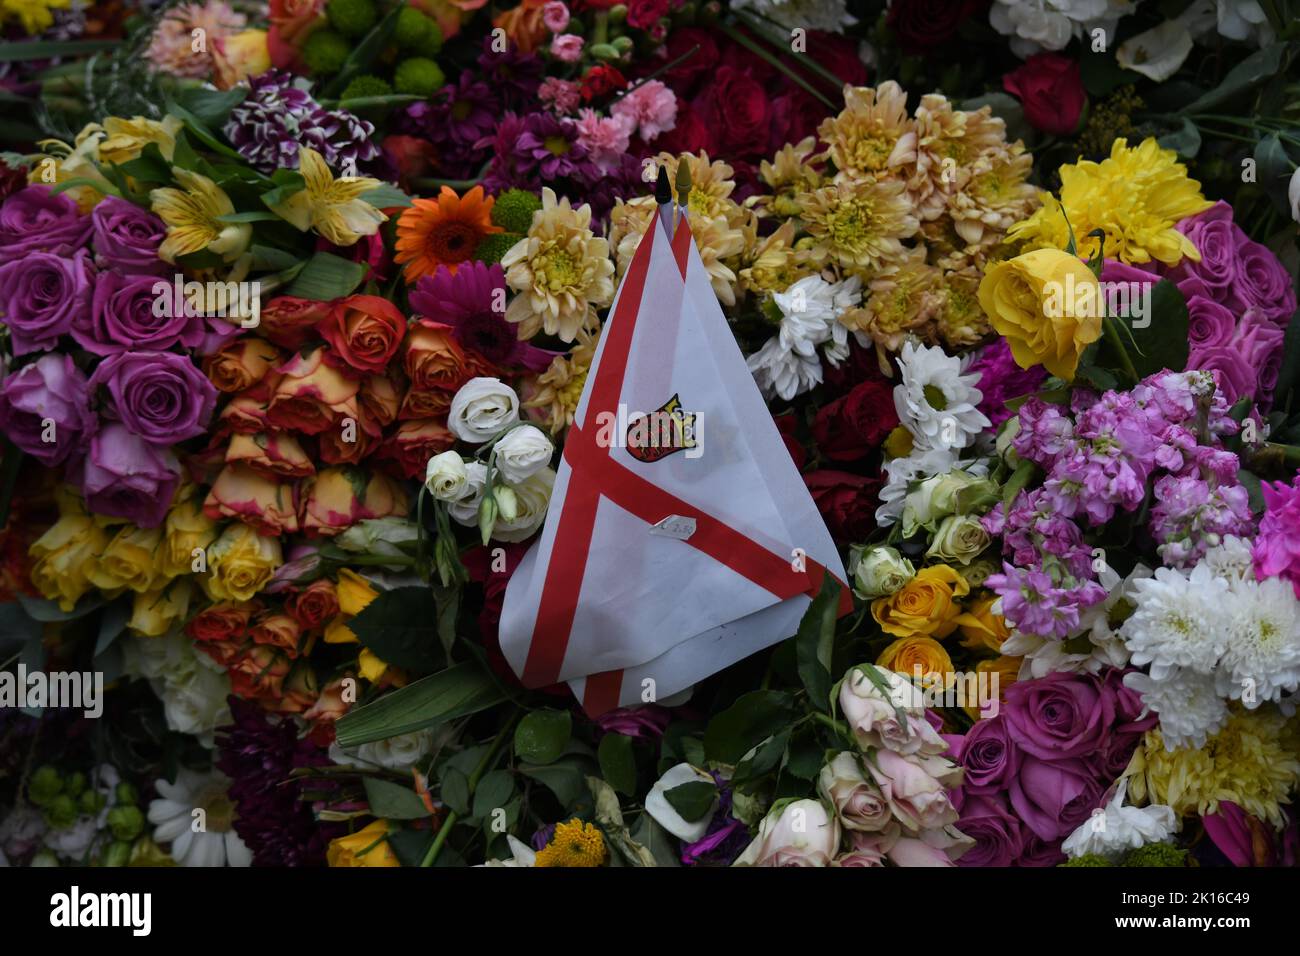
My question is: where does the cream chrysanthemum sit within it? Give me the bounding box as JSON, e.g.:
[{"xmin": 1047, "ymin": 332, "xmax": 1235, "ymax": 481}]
[
  {"xmin": 946, "ymin": 144, "xmax": 1039, "ymax": 249},
  {"xmin": 524, "ymin": 328, "xmax": 598, "ymax": 434},
  {"xmin": 798, "ymin": 177, "xmax": 919, "ymax": 274},
  {"xmin": 608, "ymin": 196, "xmax": 745, "ymax": 306},
  {"xmin": 909, "ymin": 97, "xmax": 1009, "ymax": 221},
  {"xmin": 839, "ymin": 246, "xmax": 940, "ymax": 351},
  {"xmin": 817, "ymin": 82, "xmax": 917, "ymax": 184},
  {"xmin": 502, "ymin": 188, "xmax": 614, "ymax": 342},
  {"xmin": 754, "ymin": 137, "xmax": 823, "ymax": 219},
  {"xmin": 933, "ymin": 266, "xmax": 991, "ymax": 348},
  {"xmin": 737, "ymin": 220, "xmax": 815, "ymax": 297}
]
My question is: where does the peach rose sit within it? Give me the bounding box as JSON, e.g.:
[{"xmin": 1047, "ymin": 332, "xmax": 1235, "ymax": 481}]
[
  {"xmin": 204, "ymin": 339, "xmax": 282, "ymax": 393},
  {"xmin": 304, "ymin": 673, "xmax": 353, "ymax": 724},
  {"xmin": 204, "ymin": 463, "xmax": 300, "ymax": 535},
  {"xmin": 229, "ymin": 644, "xmax": 291, "ymax": 700},
  {"xmin": 269, "ymin": 0, "xmax": 326, "ymax": 43},
  {"xmin": 212, "ymin": 29, "xmax": 271, "ymax": 91},
  {"xmin": 405, "ymin": 320, "xmax": 474, "ymax": 393},
  {"xmin": 399, "ymin": 387, "xmax": 454, "ymax": 420},
  {"xmin": 379, "ymin": 418, "xmax": 455, "ymax": 480},
  {"xmin": 250, "ymin": 611, "xmax": 304, "ymax": 657},
  {"xmin": 492, "ymin": 0, "xmax": 547, "ymax": 54},
  {"xmin": 359, "ymin": 374, "xmax": 401, "ymax": 434},
  {"xmin": 299, "ymin": 466, "xmax": 410, "ymax": 537},
  {"xmin": 220, "ymin": 375, "xmax": 281, "ymax": 434},
  {"xmin": 266, "ymin": 347, "xmax": 361, "ymax": 435},
  {"xmin": 186, "ymin": 600, "xmax": 259, "ymax": 644},
  {"xmin": 270, "ymin": 664, "xmax": 319, "ymax": 714},
  {"xmin": 259, "ymin": 295, "xmax": 331, "ymax": 350},
  {"xmin": 225, "ymin": 431, "xmax": 315, "ymax": 480}
]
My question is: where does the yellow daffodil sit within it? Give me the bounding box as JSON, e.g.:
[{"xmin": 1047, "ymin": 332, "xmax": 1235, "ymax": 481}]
[
  {"xmin": 150, "ymin": 168, "xmax": 252, "ymax": 263},
  {"xmin": 267, "ymin": 147, "xmax": 387, "ymax": 247}
]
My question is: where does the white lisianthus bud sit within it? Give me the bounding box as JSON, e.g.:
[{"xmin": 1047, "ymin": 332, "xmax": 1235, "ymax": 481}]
[
  {"xmin": 448, "ymin": 377, "xmax": 520, "ymax": 443},
  {"xmin": 490, "ymin": 468, "xmax": 555, "ymax": 542},
  {"xmin": 425, "ymin": 451, "xmax": 469, "ymax": 501},
  {"xmin": 493, "ymin": 424, "xmax": 554, "ymax": 484}
]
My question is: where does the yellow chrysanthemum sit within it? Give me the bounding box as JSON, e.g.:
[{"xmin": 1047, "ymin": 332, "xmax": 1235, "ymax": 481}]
[
  {"xmin": 524, "ymin": 328, "xmax": 598, "ymax": 434},
  {"xmin": 753, "ymin": 137, "xmax": 822, "ymax": 219},
  {"xmin": 1, "ymin": 0, "xmax": 70, "ymax": 35},
  {"xmin": 608, "ymin": 196, "xmax": 745, "ymax": 305},
  {"xmin": 502, "ymin": 187, "xmax": 613, "ymax": 342},
  {"xmin": 934, "ymin": 265, "xmax": 991, "ymax": 348},
  {"xmin": 737, "ymin": 220, "xmax": 815, "ymax": 297},
  {"xmin": 150, "ymin": 168, "xmax": 252, "ymax": 263},
  {"xmin": 267, "ymin": 147, "xmax": 387, "ymax": 248},
  {"xmin": 1126, "ymin": 708, "xmax": 1300, "ymax": 829},
  {"xmin": 798, "ymin": 177, "xmax": 919, "ymax": 274},
  {"xmin": 817, "ymin": 81, "xmax": 917, "ymax": 183},
  {"xmin": 533, "ymin": 819, "xmax": 607, "ymax": 868},
  {"xmin": 1008, "ymin": 137, "xmax": 1214, "ymax": 267}
]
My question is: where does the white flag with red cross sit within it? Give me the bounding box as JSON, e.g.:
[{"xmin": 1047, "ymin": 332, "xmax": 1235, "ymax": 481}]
[{"xmin": 499, "ymin": 196, "xmax": 850, "ymax": 716}]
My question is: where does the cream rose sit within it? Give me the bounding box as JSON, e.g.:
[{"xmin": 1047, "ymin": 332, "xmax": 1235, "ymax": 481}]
[
  {"xmin": 925, "ymin": 513, "xmax": 992, "ymax": 565},
  {"xmin": 851, "ymin": 545, "xmax": 915, "ymax": 600},
  {"xmin": 838, "ymin": 664, "xmax": 948, "ymax": 757},
  {"xmin": 493, "ymin": 424, "xmax": 554, "ymax": 484},
  {"xmin": 733, "ymin": 799, "xmax": 841, "ymax": 867},
  {"xmin": 448, "ymin": 377, "xmax": 520, "ymax": 443},
  {"xmin": 817, "ymin": 753, "xmax": 894, "ymax": 832}
]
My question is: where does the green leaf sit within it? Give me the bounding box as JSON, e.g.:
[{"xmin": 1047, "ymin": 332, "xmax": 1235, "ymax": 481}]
[
  {"xmin": 1271, "ymin": 307, "xmax": 1300, "ymax": 407},
  {"xmin": 362, "ymin": 777, "xmax": 430, "ymax": 819},
  {"xmin": 16, "ymin": 593, "xmax": 104, "ymax": 622},
  {"xmin": 360, "ymin": 183, "xmax": 413, "ymax": 209},
  {"xmin": 0, "ymin": 39, "xmax": 117, "ymax": 62},
  {"xmin": 334, "ymin": 661, "xmax": 505, "ymax": 748},
  {"xmin": 1255, "ymin": 133, "xmax": 1296, "ymax": 214},
  {"xmin": 1079, "ymin": 48, "xmax": 1132, "ymax": 97},
  {"xmin": 441, "ymin": 766, "xmax": 470, "ymax": 815},
  {"xmin": 662, "ymin": 780, "xmax": 717, "ymax": 822},
  {"xmin": 628, "ymin": 813, "xmax": 680, "ymax": 867},
  {"xmin": 471, "ymin": 769, "xmax": 516, "ymax": 821},
  {"xmin": 1002, "ymin": 458, "xmax": 1037, "ymax": 510},
  {"xmin": 250, "ymin": 244, "xmax": 302, "ymax": 272},
  {"xmin": 330, "ymin": 93, "xmax": 423, "ymax": 110},
  {"xmin": 703, "ymin": 689, "xmax": 796, "ymax": 764},
  {"xmin": 215, "ymin": 211, "xmax": 281, "ymax": 223},
  {"xmin": 321, "ymin": 5, "xmax": 404, "ymax": 99},
  {"xmin": 0, "ymin": 602, "xmax": 41, "ymax": 655},
  {"xmin": 795, "ymin": 575, "xmax": 841, "ymax": 712},
  {"xmin": 164, "ymin": 101, "xmax": 244, "ymax": 161},
  {"xmin": 732, "ymin": 728, "xmax": 790, "ymax": 791},
  {"xmin": 597, "ymin": 732, "xmax": 637, "ymax": 795},
  {"xmin": 514, "ymin": 709, "xmax": 572, "ymax": 764},
  {"xmin": 518, "ymin": 758, "xmax": 589, "ymax": 809},
  {"xmin": 116, "ymin": 142, "xmax": 173, "ymax": 185},
  {"xmin": 284, "ymin": 250, "xmax": 368, "ymax": 301},
  {"xmin": 1180, "ymin": 43, "xmax": 1288, "ymax": 115},
  {"xmin": 347, "ymin": 586, "xmax": 444, "ymax": 673},
  {"xmin": 386, "ymin": 826, "xmax": 434, "ymax": 866},
  {"xmin": 1125, "ymin": 278, "xmax": 1189, "ymax": 378},
  {"xmin": 173, "ymin": 85, "xmax": 248, "ymax": 129},
  {"xmin": 94, "ymin": 599, "xmax": 132, "ymax": 657}
]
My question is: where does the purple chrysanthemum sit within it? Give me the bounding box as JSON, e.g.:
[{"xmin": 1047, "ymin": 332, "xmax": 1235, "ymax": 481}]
[
  {"xmin": 224, "ymin": 70, "xmax": 381, "ymax": 175},
  {"xmin": 482, "ymin": 112, "xmax": 598, "ymax": 193},
  {"xmin": 476, "ymin": 34, "xmax": 544, "ymax": 109},
  {"xmin": 214, "ymin": 697, "xmax": 343, "ymax": 867},
  {"xmin": 397, "ymin": 75, "xmax": 500, "ymax": 178}
]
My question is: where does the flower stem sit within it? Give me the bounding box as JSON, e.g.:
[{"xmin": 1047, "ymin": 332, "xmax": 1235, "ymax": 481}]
[
  {"xmin": 1101, "ymin": 316, "xmax": 1139, "ymax": 386},
  {"xmin": 420, "ymin": 710, "xmax": 521, "ymax": 867}
]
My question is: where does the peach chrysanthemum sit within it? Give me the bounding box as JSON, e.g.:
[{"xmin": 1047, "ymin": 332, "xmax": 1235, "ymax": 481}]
[
  {"xmin": 946, "ymin": 143, "xmax": 1038, "ymax": 249},
  {"xmin": 737, "ymin": 220, "xmax": 814, "ymax": 298},
  {"xmin": 839, "ymin": 246, "xmax": 941, "ymax": 351},
  {"xmin": 798, "ymin": 177, "xmax": 919, "ymax": 274},
  {"xmin": 524, "ymin": 329, "xmax": 598, "ymax": 434},
  {"xmin": 817, "ymin": 81, "xmax": 917, "ymax": 184},
  {"xmin": 933, "ymin": 266, "xmax": 990, "ymax": 349},
  {"xmin": 909, "ymin": 96, "xmax": 1010, "ymax": 222},
  {"xmin": 753, "ymin": 137, "xmax": 822, "ymax": 219}
]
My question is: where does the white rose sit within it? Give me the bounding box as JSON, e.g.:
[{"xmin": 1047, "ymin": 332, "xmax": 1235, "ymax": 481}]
[
  {"xmin": 448, "ymin": 461, "xmax": 489, "ymax": 525},
  {"xmin": 838, "ymin": 664, "xmax": 947, "ymax": 757},
  {"xmin": 851, "ymin": 545, "xmax": 915, "ymax": 600},
  {"xmin": 491, "ymin": 467, "xmax": 555, "ymax": 542},
  {"xmin": 817, "ymin": 752, "xmax": 893, "ymax": 832},
  {"xmin": 733, "ymin": 799, "xmax": 840, "ymax": 867},
  {"xmin": 425, "ymin": 450, "xmax": 469, "ymax": 501},
  {"xmin": 645, "ymin": 763, "xmax": 718, "ymax": 842},
  {"xmin": 493, "ymin": 425, "xmax": 554, "ymax": 484},
  {"xmin": 448, "ymin": 377, "xmax": 520, "ymax": 443},
  {"xmin": 330, "ymin": 729, "xmax": 438, "ymax": 771}
]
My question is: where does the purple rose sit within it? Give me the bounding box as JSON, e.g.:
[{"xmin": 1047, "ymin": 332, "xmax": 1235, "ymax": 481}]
[
  {"xmin": 72, "ymin": 273, "xmax": 203, "ymax": 356},
  {"xmin": 955, "ymin": 794, "xmax": 1026, "ymax": 867},
  {"xmin": 0, "ymin": 185, "xmax": 93, "ymax": 257},
  {"xmin": 88, "ymin": 351, "xmax": 218, "ymax": 445},
  {"xmin": 0, "ymin": 250, "xmax": 93, "ymax": 356},
  {"xmin": 1189, "ymin": 345, "xmax": 1255, "ymax": 406},
  {"xmin": 75, "ymin": 422, "xmax": 180, "ymax": 528},
  {"xmin": 90, "ymin": 196, "xmax": 168, "ymax": 276},
  {"xmin": 1235, "ymin": 237, "xmax": 1296, "ymax": 327},
  {"xmin": 1009, "ymin": 755, "xmax": 1104, "ymax": 841},
  {"xmin": 0, "ymin": 354, "xmax": 95, "ymax": 466},
  {"xmin": 1003, "ymin": 671, "xmax": 1114, "ymax": 761},
  {"xmin": 1184, "ymin": 295, "xmax": 1236, "ymax": 352},
  {"xmin": 1019, "ymin": 835, "xmax": 1067, "ymax": 867},
  {"xmin": 1168, "ymin": 201, "xmax": 1238, "ymax": 302},
  {"xmin": 957, "ymin": 716, "xmax": 1022, "ymax": 795}
]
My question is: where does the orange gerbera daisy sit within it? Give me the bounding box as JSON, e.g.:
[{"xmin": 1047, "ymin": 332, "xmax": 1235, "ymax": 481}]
[{"xmin": 395, "ymin": 185, "xmax": 501, "ymax": 283}]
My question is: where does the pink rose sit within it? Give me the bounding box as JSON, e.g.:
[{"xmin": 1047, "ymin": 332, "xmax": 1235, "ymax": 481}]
[{"xmin": 865, "ymin": 749, "xmax": 961, "ymax": 832}]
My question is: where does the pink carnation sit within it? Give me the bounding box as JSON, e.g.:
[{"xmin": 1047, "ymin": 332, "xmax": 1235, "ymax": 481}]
[
  {"xmin": 610, "ymin": 79, "xmax": 678, "ymax": 141},
  {"xmin": 1254, "ymin": 477, "xmax": 1300, "ymax": 597},
  {"xmin": 573, "ymin": 109, "xmax": 633, "ymax": 173},
  {"xmin": 538, "ymin": 77, "xmax": 582, "ymax": 115},
  {"xmin": 550, "ymin": 33, "xmax": 584, "ymax": 63},
  {"xmin": 542, "ymin": 0, "xmax": 570, "ymax": 32}
]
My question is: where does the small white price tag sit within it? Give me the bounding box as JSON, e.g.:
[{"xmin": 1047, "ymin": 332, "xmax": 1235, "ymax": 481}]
[{"xmin": 650, "ymin": 515, "xmax": 697, "ymax": 541}]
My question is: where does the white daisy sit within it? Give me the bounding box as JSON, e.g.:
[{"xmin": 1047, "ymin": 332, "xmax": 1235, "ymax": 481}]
[
  {"xmin": 1123, "ymin": 668, "xmax": 1229, "ymax": 750},
  {"xmin": 894, "ymin": 340, "xmax": 990, "ymax": 452},
  {"xmin": 1217, "ymin": 576, "xmax": 1300, "ymax": 706},
  {"xmin": 747, "ymin": 335, "xmax": 823, "ymax": 401},
  {"xmin": 1120, "ymin": 564, "xmax": 1231, "ymax": 678},
  {"xmin": 148, "ymin": 769, "xmax": 252, "ymax": 867}
]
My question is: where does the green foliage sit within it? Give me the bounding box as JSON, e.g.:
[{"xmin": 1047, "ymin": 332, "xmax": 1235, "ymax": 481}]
[
  {"xmin": 394, "ymin": 6, "xmax": 443, "ymax": 53},
  {"xmin": 490, "ymin": 188, "xmax": 543, "ymax": 234},
  {"xmin": 1122, "ymin": 843, "xmax": 1188, "ymax": 867},
  {"xmin": 327, "ymin": 0, "xmax": 379, "ymax": 38},
  {"xmin": 514, "ymin": 709, "xmax": 572, "ymax": 764},
  {"xmin": 473, "ymin": 231, "xmax": 522, "ymax": 265},
  {"xmin": 340, "ymin": 74, "xmax": 394, "ymax": 102},
  {"xmin": 1060, "ymin": 853, "xmax": 1112, "ymax": 866}
]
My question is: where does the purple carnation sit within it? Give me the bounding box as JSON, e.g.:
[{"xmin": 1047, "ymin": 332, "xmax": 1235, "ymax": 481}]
[
  {"xmin": 0, "ymin": 185, "xmax": 92, "ymax": 257},
  {"xmin": 90, "ymin": 196, "xmax": 168, "ymax": 275},
  {"xmin": 74, "ymin": 422, "xmax": 180, "ymax": 528},
  {"xmin": 0, "ymin": 249, "xmax": 93, "ymax": 355},
  {"xmin": 88, "ymin": 350, "xmax": 218, "ymax": 445},
  {"xmin": 0, "ymin": 354, "xmax": 96, "ymax": 467}
]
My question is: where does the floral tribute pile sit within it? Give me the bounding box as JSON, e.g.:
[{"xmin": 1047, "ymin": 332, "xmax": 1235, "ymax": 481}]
[{"xmin": 0, "ymin": 0, "xmax": 1298, "ymax": 870}]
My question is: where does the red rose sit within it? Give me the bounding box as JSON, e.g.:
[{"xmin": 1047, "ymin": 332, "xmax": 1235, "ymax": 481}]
[
  {"xmin": 774, "ymin": 412, "xmax": 807, "ymax": 470},
  {"xmin": 821, "ymin": 338, "xmax": 884, "ymax": 398},
  {"xmin": 648, "ymin": 101, "xmax": 713, "ymax": 155},
  {"xmin": 581, "ymin": 64, "xmax": 627, "ymax": 103},
  {"xmin": 626, "ymin": 0, "xmax": 669, "ymax": 29},
  {"xmin": 887, "ymin": 0, "xmax": 986, "ymax": 55},
  {"xmin": 700, "ymin": 65, "xmax": 770, "ymax": 156},
  {"xmin": 812, "ymin": 378, "xmax": 899, "ymax": 461},
  {"xmin": 377, "ymin": 418, "xmax": 456, "ymax": 480},
  {"xmin": 187, "ymin": 601, "xmax": 258, "ymax": 644},
  {"xmin": 805, "ymin": 470, "xmax": 881, "ymax": 542},
  {"xmin": 320, "ymin": 294, "xmax": 406, "ymax": 375},
  {"xmin": 285, "ymin": 578, "xmax": 340, "ymax": 631},
  {"xmin": 1003, "ymin": 53, "xmax": 1087, "ymax": 136},
  {"xmin": 659, "ymin": 27, "xmax": 718, "ymax": 92},
  {"xmin": 259, "ymin": 296, "xmax": 331, "ymax": 350}
]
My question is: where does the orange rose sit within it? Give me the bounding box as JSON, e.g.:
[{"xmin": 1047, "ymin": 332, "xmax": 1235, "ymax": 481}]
[
  {"xmin": 225, "ymin": 431, "xmax": 315, "ymax": 479},
  {"xmin": 249, "ymin": 611, "xmax": 305, "ymax": 657},
  {"xmin": 299, "ymin": 466, "xmax": 410, "ymax": 537},
  {"xmin": 259, "ymin": 295, "xmax": 331, "ymax": 350},
  {"xmin": 269, "ymin": 0, "xmax": 325, "ymax": 43},
  {"xmin": 359, "ymin": 375, "xmax": 401, "ymax": 434},
  {"xmin": 267, "ymin": 347, "xmax": 361, "ymax": 435},
  {"xmin": 270, "ymin": 664, "xmax": 319, "ymax": 714},
  {"xmin": 404, "ymin": 320, "xmax": 473, "ymax": 393},
  {"xmin": 875, "ymin": 635, "xmax": 955, "ymax": 687},
  {"xmin": 399, "ymin": 387, "xmax": 454, "ymax": 420},
  {"xmin": 304, "ymin": 673, "xmax": 353, "ymax": 724},
  {"xmin": 379, "ymin": 418, "xmax": 455, "ymax": 480},
  {"xmin": 204, "ymin": 463, "xmax": 300, "ymax": 535},
  {"xmin": 492, "ymin": 0, "xmax": 546, "ymax": 54},
  {"xmin": 963, "ymin": 657, "xmax": 1021, "ymax": 722},
  {"xmin": 204, "ymin": 339, "xmax": 282, "ymax": 393},
  {"xmin": 186, "ymin": 600, "xmax": 258, "ymax": 644},
  {"xmin": 229, "ymin": 644, "xmax": 292, "ymax": 700},
  {"xmin": 321, "ymin": 295, "xmax": 408, "ymax": 375},
  {"xmin": 286, "ymin": 578, "xmax": 339, "ymax": 631}
]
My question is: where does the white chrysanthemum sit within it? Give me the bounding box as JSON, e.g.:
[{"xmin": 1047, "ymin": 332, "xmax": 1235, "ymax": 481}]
[
  {"xmin": 731, "ymin": 0, "xmax": 855, "ymax": 32},
  {"xmin": 894, "ymin": 340, "xmax": 990, "ymax": 452},
  {"xmin": 330, "ymin": 729, "xmax": 441, "ymax": 771},
  {"xmin": 1123, "ymin": 668, "xmax": 1229, "ymax": 750},
  {"xmin": 148, "ymin": 769, "xmax": 252, "ymax": 867},
  {"xmin": 1199, "ymin": 535, "xmax": 1256, "ymax": 586},
  {"xmin": 774, "ymin": 275, "xmax": 838, "ymax": 356},
  {"xmin": 747, "ymin": 335, "xmax": 823, "ymax": 401},
  {"xmin": 1217, "ymin": 576, "xmax": 1300, "ymax": 706},
  {"xmin": 874, "ymin": 445, "xmax": 961, "ymax": 525},
  {"xmin": 990, "ymin": 0, "xmax": 1135, "ymax": 56},
  {"xmin": 1061, "ymin": 779, "xmax": 1178, "ymax": 860},
  {"xmin": 1120, "ymin": 564, "xmax": 1231, "ymax": 678}
]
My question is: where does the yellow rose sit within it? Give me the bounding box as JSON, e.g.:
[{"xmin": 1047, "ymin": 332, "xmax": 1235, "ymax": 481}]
[
  {"xmin": 871, "ymin": 565, "xmax": 972, "ymax": 639},
  {"xmin": 202, "ymin": 524, "xmax": 282, "ymax": 602},
  {"xmin": 336, "ymin": 568, "xmax": 379, "ymax": 616},
  {"xmin": 327, "ymin": 820, "xmax": 402, "ymax": 867},
  {"xmin": 212, "ymin": 29, "xmax": 271, "ymax": 90},
  {"xmin": 86, "ymin": 525, "xmax": 164, "ymax": 593},
  {"xmin": 963, "ymin": 656, "xmax": 1021, "ymax": 722},
  {"xmin": 976, "ymin": 248, "xmax": 1103, "ymax": 380},
  {"xmin": 29, "ymin": 515, "xmax": 111, "ymax": 611},
  {"xmin": 128, "ymin": 581, "xmax": 194, "ymax": 638},
  {"xmin": 958, "ymin": 594, "xmax": 1011, "ymax": 654},
  {"xmin": 875, "ymin": 636, "xmax": 954, "ymax": 686},
  {"xmin": 160, "ymin": 497, "xmax": 220, "ymax": 578}
]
